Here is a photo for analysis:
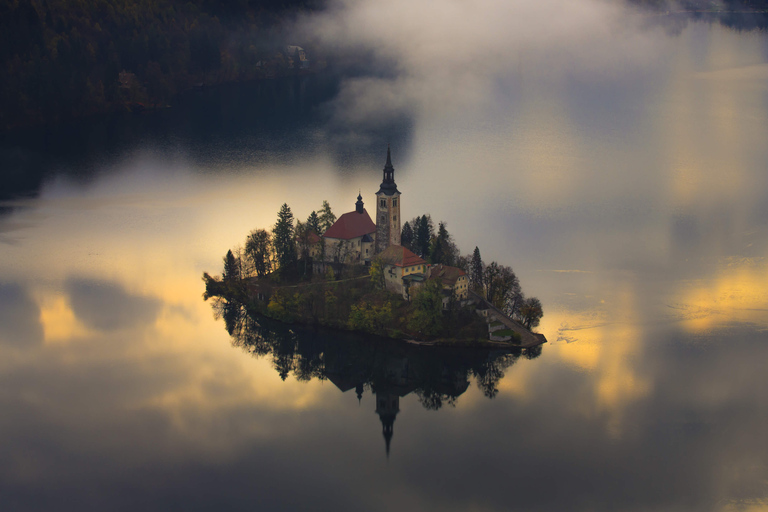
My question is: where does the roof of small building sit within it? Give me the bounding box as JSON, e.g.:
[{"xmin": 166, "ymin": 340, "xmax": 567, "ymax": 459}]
[
  {"xmin": 429, "ymin": 264, "xmax": 467, "ymax": 286},
  {"xmin": 378, "ymin": 245, "xmax": 427, "ymax": 268},
  {"xmin": 323, "ymin": 209, "xmax": 376, "ymax": 240},
  {"xmin": 298, "ymin": 231, "xmax": 322, "ymax": 245}
]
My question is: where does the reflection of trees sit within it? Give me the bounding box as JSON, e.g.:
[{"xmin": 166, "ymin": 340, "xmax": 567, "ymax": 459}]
[
  {"xmin": 472, "ymin": 353, "xmax": 519, "ymax": 399},
  {"xmin": 211, "ymin": 298, "xmax": 546, "ymax": 457},
  {"xmin": 211, "ymin": 298, "xmax": 543, "ymax": 409}
]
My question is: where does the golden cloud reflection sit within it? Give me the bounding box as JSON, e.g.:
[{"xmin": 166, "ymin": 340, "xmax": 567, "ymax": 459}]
[
  {"xmin": 670, "ymin": 257, "xmax": 768, "ymax": 334},
  {"xmin": 38, "ymin": 294, "xmax": 91, "ymax": 345},
  {"xmin": 539, "ymin": 281, "xmax": 650, "ymax": 438}
]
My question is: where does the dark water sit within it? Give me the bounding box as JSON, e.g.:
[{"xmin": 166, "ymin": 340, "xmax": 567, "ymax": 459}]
[{"xmin": 1, "ymin": 19, "xmax": 768, "ymax": 512}]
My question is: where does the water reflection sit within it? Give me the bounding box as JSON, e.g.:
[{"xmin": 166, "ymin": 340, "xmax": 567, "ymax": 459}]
[{"xmin": 217, "ymin": 298, "xmax": 541, "ymax": 456}]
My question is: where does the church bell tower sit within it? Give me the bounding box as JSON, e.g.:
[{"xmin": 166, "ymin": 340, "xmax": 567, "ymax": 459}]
[{"xmin": 375, "ymin": 146, "xmax": 401, "ymax": 253}]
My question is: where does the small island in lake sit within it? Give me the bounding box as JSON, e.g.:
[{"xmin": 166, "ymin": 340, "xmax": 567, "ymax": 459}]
[{"xmin": 203, "ymin": 147, "xmax": 546, "ymax": 348}]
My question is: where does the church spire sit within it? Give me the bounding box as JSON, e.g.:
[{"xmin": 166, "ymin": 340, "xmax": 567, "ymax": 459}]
[
  {"xmin": 377, "ymin": 145, "xmax": 399, "ymax": 195},
  {"xmin": 355, "ymin": 191, "xmax": 364, "ymax": 213}
]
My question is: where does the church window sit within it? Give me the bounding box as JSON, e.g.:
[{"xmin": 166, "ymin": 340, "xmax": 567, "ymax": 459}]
[
  {"xmin": 380, "ymin": 199, "xmax": 386, "ymax": 208},
  {"xmin": 381, "ymin": 215, "xmax": 386, "ymax": 222},
  {"xmin": 393, "ymin": 215, "xmax": 396, "ymax": 221},
  {"xmin": 393, "ymin": 199, "xmax": 397, "ymax": 207}
]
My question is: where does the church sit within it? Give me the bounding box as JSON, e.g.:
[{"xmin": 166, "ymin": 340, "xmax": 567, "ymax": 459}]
[
  {"xmin": 314, "ymin": 146, "xmax": 407, "ymax": 266},
  {"xmin": 313, "ymin": 146, "xmax": 465, "ymax": 304}
]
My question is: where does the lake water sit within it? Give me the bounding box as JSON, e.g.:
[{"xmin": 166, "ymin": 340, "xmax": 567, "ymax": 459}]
[{"xmin": 1, "ymin": 18, "xmax": 768, "ymax": 512}]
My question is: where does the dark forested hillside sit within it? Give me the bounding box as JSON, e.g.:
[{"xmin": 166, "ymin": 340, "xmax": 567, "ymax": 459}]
[{"xmin": 0, "ymin": 0, "xmax": 323, "ymax": 130}]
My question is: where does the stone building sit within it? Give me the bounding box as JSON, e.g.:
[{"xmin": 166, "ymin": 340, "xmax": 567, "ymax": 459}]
[
  {"xmin": 320, "ymin": 194, "xmax": 376, "ymax": 265},
  {"xmin": 375, "ymin": 146, "xmax": 401, "ymax": 254}
]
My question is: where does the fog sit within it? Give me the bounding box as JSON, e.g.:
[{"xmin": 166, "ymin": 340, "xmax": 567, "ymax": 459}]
[{"xmin": 300, "ymin": 0, "xmax": 666, "ymax": 124}]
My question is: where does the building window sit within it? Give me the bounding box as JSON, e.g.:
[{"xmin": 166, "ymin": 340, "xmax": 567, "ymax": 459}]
[
  {"xmin": 380, "ymin": 199, "xmax": 386, "ymax": 208},
  {"xmin": 393, "ymin": 215, "xmax": 396, "ymax": 221},
  {"xmin": 393, "ymin": 199, "xmax": 397, "ymax": 207}
]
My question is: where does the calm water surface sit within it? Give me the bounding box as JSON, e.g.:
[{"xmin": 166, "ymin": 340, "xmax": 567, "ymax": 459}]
[{"xmin": 1, "ymin": 20, "xmax": 768, "ymax": 512}]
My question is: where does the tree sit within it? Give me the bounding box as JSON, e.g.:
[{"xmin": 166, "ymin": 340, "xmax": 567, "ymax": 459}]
[
  {"xmin": 415, "ymin": 214, "xmax": 433, "ymax": 259},
  {"xmin": 408, "ymin": 278, "xmax": 444, "ymax": 336},
  {"xmin": 369, "ymin": 257, "xmax": 386, "ymax": 290},
  {"xmin": 519, "ymin": 297, "xmax": 543, "ymax": 330},
  {"xmin": 483, "ymin": 262, "xmax": 522, "ymax": 315},
  {"xmin": 470, "ymin": 247, "xmax": 483, "ymax": 291},
  {"xmin": 483, "ymin": 261, "xmax": 500, "ymax": 302},
  {"xmin": 245, "ymin": 229, "xmax": 272, "ymax": 277},
  {"xmin": 497, "ymin": 265, "xmax": 522, "ymax": 317},
  {"xmin": 401, "ymin": 221, "xmax": 414, "ymax": 251},
  {"xmin": 223, "ymin": 249, "xmax": 240, "ymax": 281},
  {"xmin": 273, "ymin": 203, "xmax": 296, "ymax": 273},
  {"xmin": 294, "ymin": 220, "xmax": 313, "ymax": 277},
  {"xmin": 318, "ymin": 200, "xmax": 336, "ymax": 233},
  {"xmin": 429, "ymin": 221, "xmax": 458, "ymax": 266},
  {"xmin": 306, "ymin": 211, "xmax": 320, "ymax": 234}
]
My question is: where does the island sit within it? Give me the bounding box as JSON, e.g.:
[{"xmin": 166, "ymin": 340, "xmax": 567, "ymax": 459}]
[{"xmin": 203, "ymin": 147, "xmax": 546, "ymax": 348}]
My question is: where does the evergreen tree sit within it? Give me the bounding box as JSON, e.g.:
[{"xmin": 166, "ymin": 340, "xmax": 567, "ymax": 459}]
[
  {"xmin": 273, "ymin": 203, "xmax": 296, "ymax": 273},
  {"xmin": 429, "ymin": 221, "xmax": 456, "ymax": 265},
  {"xmin": 318, "ymin": 200, "xmax": 336, "ymax": 233},
  {"xmin": 401, "ymin": 221, "xmax": 414, "ymax": 251},
  {"xmin": 223, "ymin": 249, "xmax": 240, "ymax": 281},
  {"xmin": 416, "ymin": 215, "xmax": 432, "ymax": 259},
  {"xmin": 470, "ymin": 247, "xmax": 484, "ymax": 291},
  {"xmin": 306, "ymin": 211, "xmax": 321, "ymax": 234}
]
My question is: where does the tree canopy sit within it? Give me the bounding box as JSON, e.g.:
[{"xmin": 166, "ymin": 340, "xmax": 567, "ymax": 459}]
[
  {"xmin": 0, "ymin": 0, "xmax": 321, "ymax": 129},
  {"xmin": 245, "ymin": 228, "xmax": 272, "ymax": 278},
  {"xmin": 273, "ymin": 203, "xmax": 296, "ymax": 272},
  {"xmin": 318, "ymin": 200, "xmax": 336, "ymax": 233}
]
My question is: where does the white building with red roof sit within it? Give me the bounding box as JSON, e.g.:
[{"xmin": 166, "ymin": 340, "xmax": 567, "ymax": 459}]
[
  {"xmin": 378, "ymin": 245, "xmax": 428, "ymax": 299},
  {"xmin": 321, "ymin": 193, "xmax": 377, "ymax": 264}
]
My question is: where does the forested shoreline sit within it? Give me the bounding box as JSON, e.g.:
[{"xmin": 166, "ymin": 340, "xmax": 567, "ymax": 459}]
[
  {"xmin": 3, "ymin": 0, "xmax": 767, "ymax": 131},
  {"xmin": 0, "ymin": 0, "xmax": 322, "ymax": 130}
]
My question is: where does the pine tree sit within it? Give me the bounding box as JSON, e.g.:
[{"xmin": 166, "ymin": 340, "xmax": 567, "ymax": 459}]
[
  {"xmin": 429, "ymin": 222, "xmax": 452, "ymax": 265},
  {"xmin": 223, "ymin": 249, "xmax": 240, "ymax": 281},
  {"xmin": 417, "ymin": 215, "xmax": 432, "ymax": 259},
  {"xmin": 318, "ymin": 200, "xmax": 336, "ymax": 233},
  {"xmin": 401, "ymin": 221, "xmax": 414, "ymax": 251},
  {"xmin": 273, "ymin": 203, "xmax": 296, "ymax": 274},
  {"xmin": 306, "ymin": 211, "xmax": 321, "ymax": 234},
  {"xmin": 470, "ymin": 247, "xmax": 483, "ymax": 291}
]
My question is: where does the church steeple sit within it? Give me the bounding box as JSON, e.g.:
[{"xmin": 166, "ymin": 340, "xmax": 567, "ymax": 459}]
[
  {"xmin": 377, "ymin": 145, "xmax": 399, "ymax": 195},
  {"xmin": 375, "ymin": 146, "xmax": 402, "ymax": 253},
  {"xmin": 355, "ymin": 191, "xmax": 364, "ymax": 213},
  {"xmin": 375, "ymin": 392, "xmax": 400, "ymax": 458}
]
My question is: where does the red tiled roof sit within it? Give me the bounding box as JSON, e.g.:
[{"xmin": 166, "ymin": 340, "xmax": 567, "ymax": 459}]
[
  {"xmin": 296, "ymin": 231, "xmax": 322, "ymax": 244},
  {"xmin": 322, "ymin": 209, "xmax": 376, "ymax": 240},
  {"xmin": 378, "ymin": 245, "xmax": 427, "ymax": 268},
  {"xmin": 429, "ymin": 264, "xmax": 467, "ymax": 286}
]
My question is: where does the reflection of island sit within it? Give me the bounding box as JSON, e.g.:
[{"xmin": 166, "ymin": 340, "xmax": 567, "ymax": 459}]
[{"xmin": 218, "ymin": 300, "xmax": 542, "ymax": 456}]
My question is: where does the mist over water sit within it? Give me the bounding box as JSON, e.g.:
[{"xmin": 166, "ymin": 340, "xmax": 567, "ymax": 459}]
[{"xmin": 1, "ymin": 5, "xmax": 768, "ymax": 511}]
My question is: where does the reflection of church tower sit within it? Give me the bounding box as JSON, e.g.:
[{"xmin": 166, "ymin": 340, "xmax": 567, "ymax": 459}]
[
  {"xmin": 375, "ymin": 392, "xmax": 400, "ymax": 457},
  {"xmin": 375, "ymin": 146, "xmax": 401, "ymax": 254}
]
